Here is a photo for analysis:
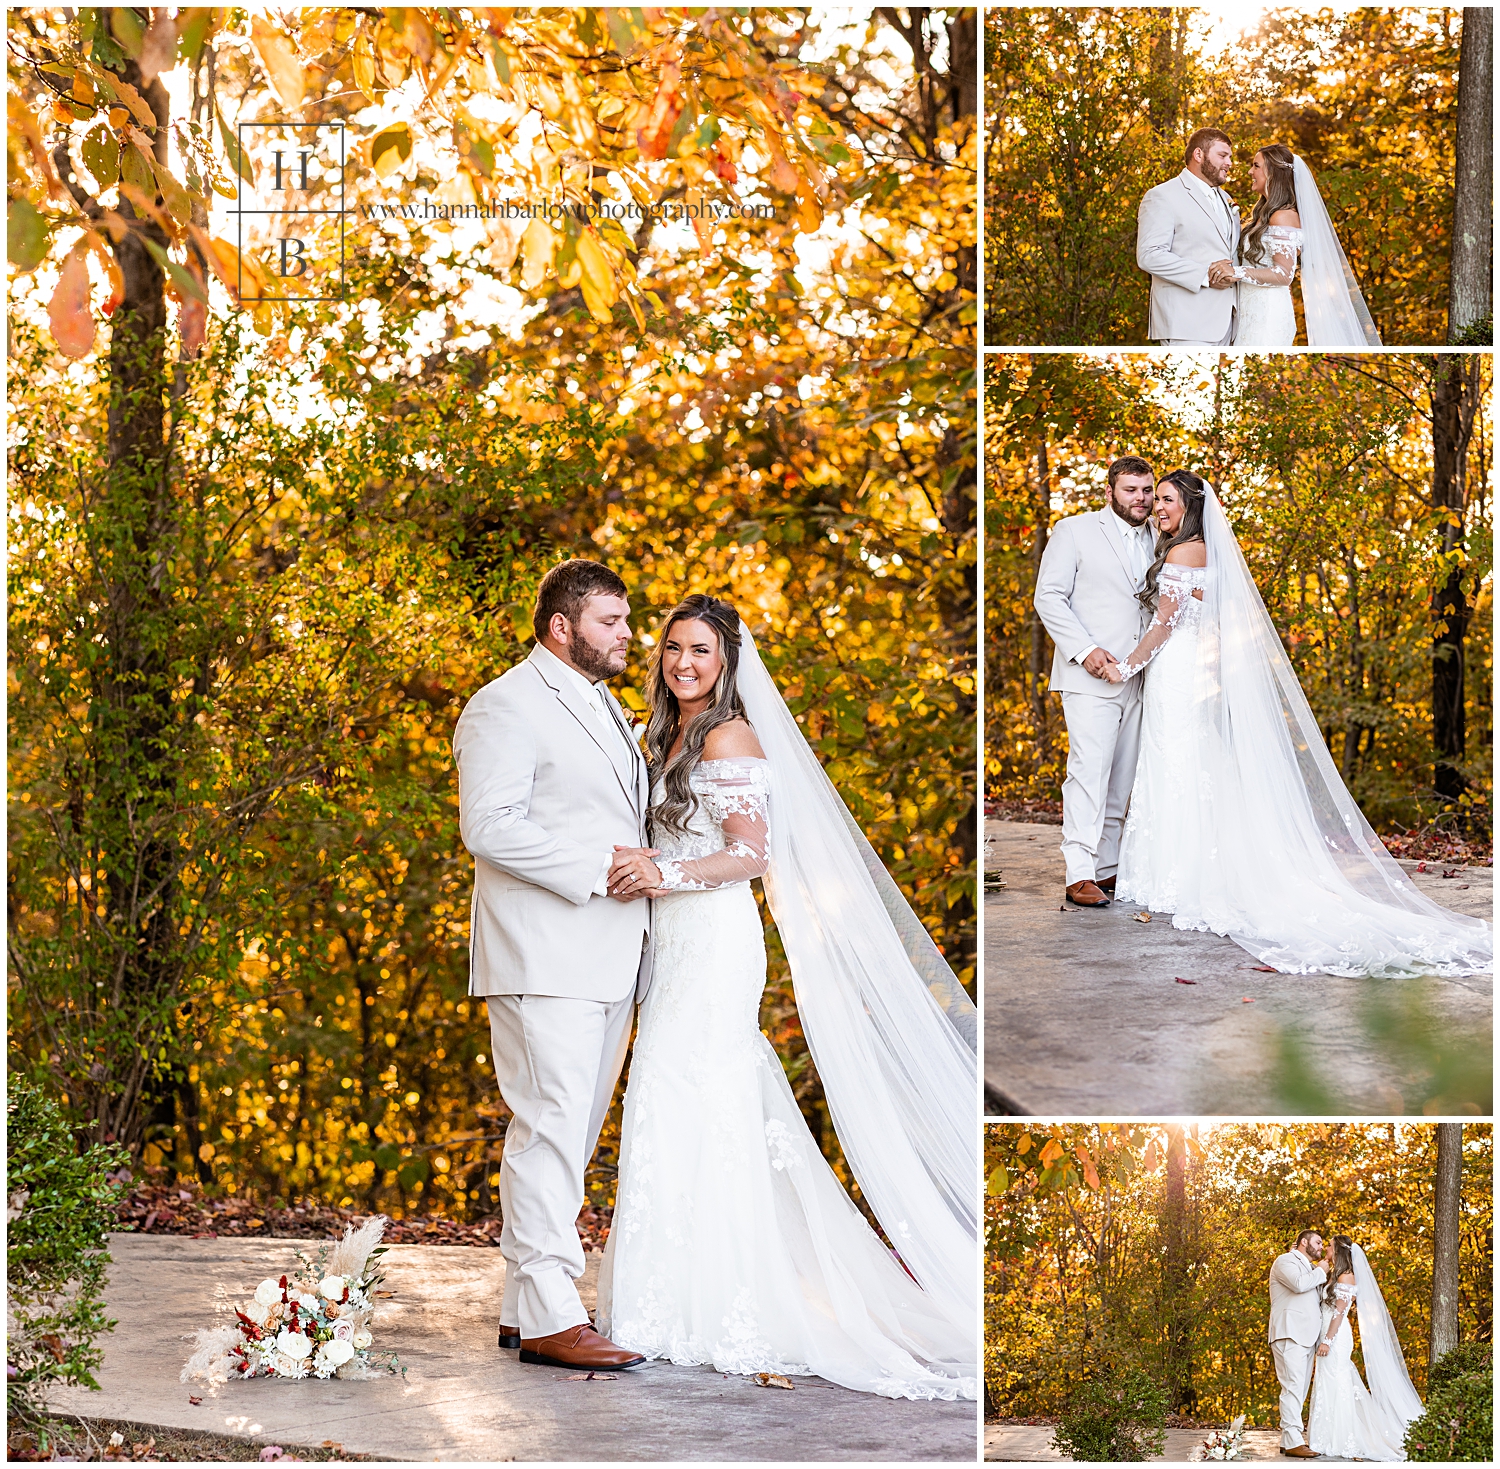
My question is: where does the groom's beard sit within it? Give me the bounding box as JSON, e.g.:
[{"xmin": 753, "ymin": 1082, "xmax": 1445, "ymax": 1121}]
[{"xmin": 568, "ymin": 630, "xmax": 626, "ymax": 681}]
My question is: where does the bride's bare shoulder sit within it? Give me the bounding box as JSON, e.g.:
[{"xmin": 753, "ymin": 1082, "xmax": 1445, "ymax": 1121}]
[
  {"xmin": 702, "ymin": 719, "xmax": 766, "ymax": 760},
  {"xmin": 1269, "ymin": 207, "xmax": 1302, "ymax": 228},
  {"xmin": 1164, "ymin": 541, "xmax": 1208, "ymax": 567},
  {"xmin": 1338, "ymin": 1270, "xmax": 1357, "ymax": 1284}
]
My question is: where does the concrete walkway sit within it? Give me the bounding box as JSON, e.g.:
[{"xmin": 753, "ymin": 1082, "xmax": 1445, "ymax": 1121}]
[
  {"xmin": 49, "ymin": 1235, "xmax": 978, "ymax": 1462},
  {"xmin": 984, "ymin": 821, "xmax": 1492, "ymax": 1115},
  {"xmin": 985, "ymin": 1424, "xmax": 1354, "ymax": 1461}
]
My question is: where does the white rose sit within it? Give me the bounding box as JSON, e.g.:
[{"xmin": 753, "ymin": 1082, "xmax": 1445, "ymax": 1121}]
[
  {"xmin": 274, "ymin": 1352, "xmax": 308, "ymax": 1379},
  {"xmin": 254, "ymin": 1278, "xmax": 283, "ymax": 1306},
  {"xmin": 331, "ymin": 1320, "xmax": 354, "ymax": 1343},
  {"xmin": 319, "ymin": 1338, "xmax": 355, "ymax": 1366},
  {"xmin": 275, "ymin": 1329, "xmax": 312, "ymax": 1359},
  {"xmin": 241, "ymin": 1300, "xmax": 269, "ymax": 1327},
  {"xmin": 319, "ymin": 1276, "xmax": 347, "ymax": 1301},
  {"xmin": 295, "ymin": 1291, "xmax": 321, "ymax": 1314},
  {"xmin": 352, "ymin": 1330, "xmax": 372, "ymax": 1350}
]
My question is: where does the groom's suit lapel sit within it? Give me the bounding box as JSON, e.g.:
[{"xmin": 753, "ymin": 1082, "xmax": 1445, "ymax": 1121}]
[
  {"xmin": 528, "ymin": 649, "xmax": 640, "ymax": 812},
  {"xmin": 1178, "ymin": 173, "xmax": 1234, "ymax": 253},
  {"xmin": 1094, "ymin": 508, "xmax": 1140, "ymax": 592}
]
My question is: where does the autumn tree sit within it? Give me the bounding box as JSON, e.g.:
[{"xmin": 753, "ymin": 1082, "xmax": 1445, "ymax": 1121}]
[
  {"xmin": 1447, "ymin": 8, "xmax": 1492, "ymax": 343},
  {"xmin": 9, "ymin": 8, "xmax": 976, "ymax": 1208},
  {"xmin": 1430, "ymin": 1122, "xmax": 1463, "ymax": 1365}
]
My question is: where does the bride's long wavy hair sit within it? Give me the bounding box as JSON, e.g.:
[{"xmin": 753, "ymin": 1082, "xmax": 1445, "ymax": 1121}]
[
  {"xmin": 1138, "ymin": 469, "xmax": 1208, "ymax": 612},
  {"xmin": 644, "ymin": 594, "xmax": 749, "ymax": 837},
  {"xmin": 1239, "ymin": 144, "xmax": 1297, "ymax": 267},
  {"xmin": 1323, "ymin": 1234, "xmax": 1356, "ymax": 1305}
]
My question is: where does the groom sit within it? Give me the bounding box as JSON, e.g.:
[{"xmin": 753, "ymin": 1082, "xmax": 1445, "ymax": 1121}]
[
  {"xmin": 452, "ymin": 558, "xmax": 654, "ymax": 1371},
  {"xmin": 1033, "ymin": 458, "xmax": 1155, "ymax": 906},
  {"xmin": 1269, "ymin": 1229, "xmax": 1334, "ymax": 1458},
  {"xmin": 1137, "ymin": 127, "xmax": 1241, "ymax": 345}
]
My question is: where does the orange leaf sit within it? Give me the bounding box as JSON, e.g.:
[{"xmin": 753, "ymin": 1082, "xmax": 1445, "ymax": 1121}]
[
  {"xmin": 635, "ymin": 60, "xmax": 683, "ymax": 160},
  {"xmin": 575, "ymin": 229, "xmax": 617, "ymax": 322},
  {"xmin": 250, "ymin": 18, "xmax": 305, "ymax": 109},
  {"xmin": 49, "ymin": 246, "xmax": 96, "ymax": 358},
  {"xmin": 1039, "ymin": 1137, "xmax": 1063, "ymax": 1165},
  {"xmin": 85, "ymin": 233, "xmax": 124, "ymax": 316}
]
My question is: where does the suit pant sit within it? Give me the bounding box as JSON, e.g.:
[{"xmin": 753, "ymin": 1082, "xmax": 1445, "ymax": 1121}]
[
  {"xmin": 487, "ymin": 992, "xmax": 634, "ymax": 1338},
  {"xmin": 1271, "ymin": 1337, "xmax": 1316, "ymax": 1448},
  {"xmin": 1059, "ymin": 686, "xmax": 1143, "ymax": 886},
  {"xmin": 1157, "ymin": 319, "xmax": 1236, "ymax": 347}
]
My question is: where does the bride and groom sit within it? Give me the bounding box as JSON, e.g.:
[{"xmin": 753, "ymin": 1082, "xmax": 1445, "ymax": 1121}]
[
  {"xmin": 451, "ymin": 558, "xmax": 977, "ymax": 1400},
  {"xmin": 1033, "ymin": 457, "xmax": 1492, "ymax": 976},
  {"xmin": 1137, "ymin": 127, "xmax": 1382, "ymax": 347},
  {"xmin": 1271, "ymin": 1231, "xmax": 1426, "ymax": 1460}
]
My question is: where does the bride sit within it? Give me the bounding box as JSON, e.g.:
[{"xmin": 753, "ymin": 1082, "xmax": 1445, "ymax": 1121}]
[
  {"xmin": 595, "ymin": 594, "xmax": 977, "ymax": 1399},
  {"xmin": 1220, "ymin": 144, "xmax": 1383, "ymax": 348},
  {"xmin": 1307, "ymin": 1236, "xmax": 1425, "ymax": 1460},
  {"xmin": 1107, "ymin": 471, "xmax": 1492, "ymax": 977}
]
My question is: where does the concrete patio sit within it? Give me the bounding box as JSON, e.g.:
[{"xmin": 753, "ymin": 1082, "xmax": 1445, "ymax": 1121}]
[
  {"xmin": 49, "ymin": 1235, "xmax": 979, "ymax": 1462},
  {"xmin": 984, "ymin": 820, "xmax": 1492, "ymax": 1115}
]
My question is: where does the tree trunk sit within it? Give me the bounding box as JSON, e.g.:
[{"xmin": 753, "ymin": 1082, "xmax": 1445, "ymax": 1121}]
[
  {"xmin": 1428, "ymin": 356, "xmax": 1480, "ymax": 802},
  {"xmin": 1447, "ymin": 9, "xmax": 1492, "ymax": 343},
  {"xmin": 1162, "ymin": 1126, "xmax": 1197, "ymax": 1414},
  {"xmin": 1429, "ymin": 1123, "xmax": 1463, "ymax": 1365},
  {"xmin": 1147, "ymin": 9, "xmax": 1184, "ymax": 140},
  {"xmin": 1029, "ymin": 442, "xmax": 1052, "ymax": 769}
]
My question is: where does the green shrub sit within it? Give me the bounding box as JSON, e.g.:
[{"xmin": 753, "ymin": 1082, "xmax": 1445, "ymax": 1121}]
[
  {"xmin": 1403, "ymin": 1354, "xmax": 1493, "ymax": 1463},
  {"xmin": 1051, "ymin": 1366, "xmax": 1170, "ymax": 1461},
  {"xmin": 1427, "ymin": 1341, "xmax": 1492, "ymax": 1394},
  {"xmin": 6, "ymin": 1082, "xmax": 128, "ymax": 1424}
]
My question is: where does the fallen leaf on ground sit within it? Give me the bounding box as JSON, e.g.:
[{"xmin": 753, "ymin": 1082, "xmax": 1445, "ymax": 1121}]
[
  {"xmin": 187, "ymin": 1395, "xmax": 202, "ymax": 1405},
  {"xmin": 1242, "ymin": 997, "xmax": 1255, "ymax": 1003},
  {"xmin": 1442, "ymin": 868, "xmax": 1461, "ymax": 879},
  {"xmin": 563, "ymin": 1371, "xmax": 617, "ymax": 1381},
  {"xmin": 1249, "ymin": 965, "xmax": 1276, "ymax": 972},
  {"xmin": 1415, "ymin": 861, "xmax": 1428, "ymax": 872},
  {"xmin": 754, "ymin": 1372, "xmax": 795, "ymax": 1389},
  {"xmin": 1174, "ymin": 977, "xmax": 1197, "ymax": 985},
  {"xmin": 1133, "ymin": 913, "xmax": 1151, "ymax": 924}
]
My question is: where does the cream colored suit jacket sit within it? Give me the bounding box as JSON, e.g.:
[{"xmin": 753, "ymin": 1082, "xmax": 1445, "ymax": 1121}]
[
  {"xmin": 1268, "ymin": 1250, "xmax": 1328, "ymax": 1346},
  {"xmin": 453, "ymin": 644, "xmax": 652, "ymax": 1003},
  {"xmin": 1034, "ymin": 508, "xmax": 1153, "ymax": 700},
  {"xmin": 1137, "ymin": 170, "xmax": 1242, "ymax": 342}
]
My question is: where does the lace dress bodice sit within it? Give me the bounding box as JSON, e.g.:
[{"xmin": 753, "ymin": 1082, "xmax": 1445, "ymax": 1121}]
[
  {"xmin": 651, "ymin": 757, "xmax": 770, "ymax": 891},
  {"xmin": 1117, "ymin": 563, "xmax": 1206, "ymax": 679},
  {"xmin": 1322, "ymin": 1281, "xmax": 1356, "ymax": 1345},
  {"xmin": 1234, "ymin": 225, "xmax": 1304, "ymax": 288}
]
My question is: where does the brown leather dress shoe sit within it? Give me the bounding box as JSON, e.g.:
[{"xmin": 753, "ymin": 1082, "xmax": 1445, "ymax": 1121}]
[
  {"xmin": 1065, "ymin": 880, "xmax": 1110, "ymax": 907},
  {"xmin": 1280, "ymin": 1447, "xmax": 1320, "ymax": 1458},
  {"xmin": 498, "ymin": 1325, "xmax": 520, "ymax": 1350},
  {"xmin": 1095, "ymin": 875, "xmax": 1117, "ymax": 894},
  {"xmin": 519, "ymin": 1323, "xmax": 646, "ymax": 1370}
]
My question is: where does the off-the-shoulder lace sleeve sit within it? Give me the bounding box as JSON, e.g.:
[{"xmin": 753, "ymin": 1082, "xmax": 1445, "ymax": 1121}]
[
  {"xmin": 1233, "ymin": 225, "xmax": 1302, "ymax": 286},
  {"xmin": 656, "ymin": 758, "xmax": 770, "ymax": 891},
  {"xmin": 1117, "ymin": 564, "xmax": 1200, "ymax": 679},
  {"xmin": 1322, "ymin": 1282, "xmax": 1356, "ymax": 1345}
]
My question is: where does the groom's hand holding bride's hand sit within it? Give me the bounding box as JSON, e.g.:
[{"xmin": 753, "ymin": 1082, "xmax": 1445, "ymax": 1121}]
[
  {"xmin": 1208, "ymin": 258, "xmax": 1236, "ymax": 288},
  {"xmin": 1082, "ymin": 648, "xmax": 1120, "ymax": 681},
  {"xmin": 608, "ymin": 846, "xmax": 665, "ymax": 900}
]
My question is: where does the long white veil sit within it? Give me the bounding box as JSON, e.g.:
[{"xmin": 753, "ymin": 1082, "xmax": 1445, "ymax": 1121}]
[
  {"xmin": 1349, "ymin": 1243, "xmax": 1425, "ymax": 1446},
  {"xmin": 734, "ymin": 623, "xmax": 978, "ymax": 1335},
  {"xmin": 1291, "ymin": 155, "xmax": 1383, "ymax": 346},
  {"xmin": 1188, "ymin": 487, "xmax": 1491, "ymax": 975}
]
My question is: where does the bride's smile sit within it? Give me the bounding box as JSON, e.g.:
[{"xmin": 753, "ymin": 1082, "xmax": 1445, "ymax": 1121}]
[{"xmin": 661, "ymin": 618, "xmax": 724, "ymax": 724}]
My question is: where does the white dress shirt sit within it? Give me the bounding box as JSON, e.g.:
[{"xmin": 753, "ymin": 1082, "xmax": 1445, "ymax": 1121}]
[
  {"xmin": 1075, "ymin": 510, "xmax": 1155, "ymax": 666},
  {"xmin": 532, "ymin": 643, "xmax": 637, "ymax": 895},
  {"xmin": 1184, "ymin": 169, "xmax": 1234, "ymax": 287}
]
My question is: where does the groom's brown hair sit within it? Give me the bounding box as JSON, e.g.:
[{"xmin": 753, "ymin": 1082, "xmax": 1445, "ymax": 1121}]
[
  {"xmin": 532, "ymin": 558, "xmax": 628, "ymax": 641},
  {"xmin": 1185, "ymin": 127, "xmax": 1231, "ymax": 166},
  {"xmin": 1294, "ymin": 1228, "xmax": 1320, "ymax": 1250},
  {"xmin": 1107, "ymin": 455, "xmax": 1154, "ymax": 488}
]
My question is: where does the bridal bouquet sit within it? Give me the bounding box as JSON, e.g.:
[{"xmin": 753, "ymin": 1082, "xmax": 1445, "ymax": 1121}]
[
  {"xmin": 182, "ymin": 1218, "xmax": 399, "ymax": 1384},
  {"xmin": 1195, "ymin": 1416, "xmax": 1247, "ymax": 1461}
]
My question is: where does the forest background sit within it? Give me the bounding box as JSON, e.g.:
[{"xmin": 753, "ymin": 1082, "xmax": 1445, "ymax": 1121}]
[
  {"xmin": 985, "ymin": 352, "xmax": 1493, "ymax": 860},
  {"xmin": 983, "ymin": 6, "xmax": 1492, "ymax": 347},
  {"xmin": 984, "ymin": 1122, "xmax": 1493, "ymax": 1426},
  {"xmin": 7, "ymin": 7, "xmax": 977, "ymax": 1226}
]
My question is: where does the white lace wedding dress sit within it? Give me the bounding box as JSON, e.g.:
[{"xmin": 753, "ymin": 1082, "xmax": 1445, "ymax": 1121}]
[
  {"xmin": 596, "ymin": 755, "xmax": 975, "ymax": 1400},
  {"xmin": 1233, "ymin": 225, "xmax": 1302, "ymax": 346},
  {"xmin": 1111, "ymin": 503, "xmax": 1491, "ymax": 976},
  {"xmin": 1307, "ymin": 1282, "xmax": 1410, "ymax": 1460}
]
